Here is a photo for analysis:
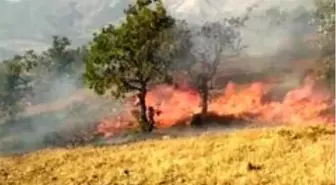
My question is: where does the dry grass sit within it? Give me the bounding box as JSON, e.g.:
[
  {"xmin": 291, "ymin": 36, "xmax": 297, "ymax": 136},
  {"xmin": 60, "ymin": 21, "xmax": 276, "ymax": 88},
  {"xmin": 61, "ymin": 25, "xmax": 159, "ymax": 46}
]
[{"xmin": 0, "ymin": 125, "xmax": 334, "ymax": 185}]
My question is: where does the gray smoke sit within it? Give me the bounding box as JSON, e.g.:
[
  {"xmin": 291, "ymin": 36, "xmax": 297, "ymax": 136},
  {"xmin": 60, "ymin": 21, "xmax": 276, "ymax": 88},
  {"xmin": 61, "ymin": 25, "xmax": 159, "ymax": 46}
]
[
  {"xmin": 164, "ymin": 0, "xmax": 319, "ymax": 87},
  {"xmin": 173, "ymin": 1, "xmax": 314, "ymax": 52}
]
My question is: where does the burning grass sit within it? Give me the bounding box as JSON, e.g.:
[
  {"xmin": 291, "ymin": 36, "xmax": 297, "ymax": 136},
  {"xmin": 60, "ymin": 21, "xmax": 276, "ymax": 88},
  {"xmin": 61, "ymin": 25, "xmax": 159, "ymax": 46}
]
[
  {"xmin": 98, "ymin": 76, "xmax": 335, "ymax": 137},
  {"xmin": 0, "ymin": 125, "xmax": 334, "ymax": 185}
]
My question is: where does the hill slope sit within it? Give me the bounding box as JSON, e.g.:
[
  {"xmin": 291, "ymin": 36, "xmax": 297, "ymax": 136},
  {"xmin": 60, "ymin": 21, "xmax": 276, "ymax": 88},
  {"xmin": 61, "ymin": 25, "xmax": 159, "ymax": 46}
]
[{"xmin": 0, "ymin": 125, "xmax": 334, "ymax": 185}]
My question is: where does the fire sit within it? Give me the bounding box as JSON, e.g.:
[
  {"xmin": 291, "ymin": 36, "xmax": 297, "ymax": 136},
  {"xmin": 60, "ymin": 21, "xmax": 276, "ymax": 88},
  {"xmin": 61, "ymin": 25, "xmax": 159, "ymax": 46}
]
[{"xmin": 97, "ymin": 77, "xmax": 335, "ymax": 137}]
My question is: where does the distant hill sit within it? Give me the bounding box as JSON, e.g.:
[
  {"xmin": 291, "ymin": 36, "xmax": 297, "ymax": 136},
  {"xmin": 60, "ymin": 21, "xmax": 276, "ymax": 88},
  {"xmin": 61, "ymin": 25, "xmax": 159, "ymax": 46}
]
[{"xmin": 0, "ymin": 0, "xmax": 131, "ymax": 59}]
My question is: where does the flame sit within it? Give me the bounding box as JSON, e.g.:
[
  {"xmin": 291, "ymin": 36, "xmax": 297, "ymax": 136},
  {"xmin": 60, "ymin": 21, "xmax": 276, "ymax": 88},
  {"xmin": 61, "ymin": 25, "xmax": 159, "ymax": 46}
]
[{"xmin": 97, "ymin": 77, "xmax": 335, "ymax": 137}]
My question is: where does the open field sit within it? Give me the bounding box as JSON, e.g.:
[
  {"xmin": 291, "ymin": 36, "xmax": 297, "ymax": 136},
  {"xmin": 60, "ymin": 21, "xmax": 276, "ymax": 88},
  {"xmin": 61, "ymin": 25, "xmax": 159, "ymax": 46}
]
[{"xmin": 0, "ymin": 125, "xmax": 334, "ymax": 185}]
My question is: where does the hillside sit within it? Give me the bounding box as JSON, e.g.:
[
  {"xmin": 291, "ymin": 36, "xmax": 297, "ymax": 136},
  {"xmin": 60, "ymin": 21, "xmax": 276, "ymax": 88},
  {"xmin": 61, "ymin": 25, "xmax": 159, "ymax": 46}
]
[{"xmin": 0, "ymin": 125, "xmax": 334, "ymax": 185}]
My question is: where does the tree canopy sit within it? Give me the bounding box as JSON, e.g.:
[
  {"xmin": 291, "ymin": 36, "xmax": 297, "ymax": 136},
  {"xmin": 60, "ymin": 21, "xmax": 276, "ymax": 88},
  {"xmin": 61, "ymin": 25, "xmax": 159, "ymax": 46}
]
[
  {"xmin": 84, "ymin": 0, "xmax": 175, "ymax": 132},
  {"xmin": 0, "ymin": 35, "xmax": 85, "ymax": 122},
  {"xmin": 0, "ymin": 51, "xmax": 37, "ymax": 122}
]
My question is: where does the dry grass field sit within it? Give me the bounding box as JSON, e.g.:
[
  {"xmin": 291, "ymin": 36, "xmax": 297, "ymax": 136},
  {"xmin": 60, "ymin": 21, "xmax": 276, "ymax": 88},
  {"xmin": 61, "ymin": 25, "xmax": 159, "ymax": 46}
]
[{"xmin": 0, "ymin": 125, "xmax": 334, "ymax": 185}]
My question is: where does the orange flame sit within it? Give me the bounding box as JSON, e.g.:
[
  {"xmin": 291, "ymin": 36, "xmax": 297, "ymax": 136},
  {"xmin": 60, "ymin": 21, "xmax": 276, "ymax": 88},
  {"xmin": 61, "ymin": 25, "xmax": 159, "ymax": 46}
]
[{"xmin": 97, "ymin": 77, "xmax": 335, "ymax": 137}]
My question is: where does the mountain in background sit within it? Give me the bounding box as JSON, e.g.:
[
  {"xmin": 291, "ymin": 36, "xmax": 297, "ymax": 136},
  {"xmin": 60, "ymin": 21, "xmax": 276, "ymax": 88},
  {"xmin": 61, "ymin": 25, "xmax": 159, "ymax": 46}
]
[
  {"xmin": 0, "ymin": 0, "xmax": 313, "ymax": 60},
  {"xmin": 0, "ymin": 0, "xmax": 132, "ymax": 60}
]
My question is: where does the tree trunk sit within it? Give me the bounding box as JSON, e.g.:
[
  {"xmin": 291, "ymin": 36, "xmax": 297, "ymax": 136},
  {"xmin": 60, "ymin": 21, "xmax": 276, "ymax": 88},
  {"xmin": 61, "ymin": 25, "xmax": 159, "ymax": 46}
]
[
  {"xmin": 137, "ymin": 89, "xmax": 153, "ymax": 133},
  {"xmin": 163, "ymin": 74, "xmax": 173, "ymax": 85},
  {"xmin": 200, "ymin": 84, "xmax": 209, "ymax": 119},
  {"xmin": 199, "ymin": 75, "xmax": 209, "ymax": 127},
  {"xmin": 190, "ymin": 84, "xmax": 208, "ymax": 128}
]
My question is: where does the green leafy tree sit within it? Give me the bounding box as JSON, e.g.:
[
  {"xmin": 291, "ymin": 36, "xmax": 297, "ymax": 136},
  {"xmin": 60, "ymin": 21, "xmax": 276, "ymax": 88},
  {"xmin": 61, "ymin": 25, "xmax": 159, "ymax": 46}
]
[
  {"xmin": 0, "ymin": 51, "xmax": 37, "ymax": 122},
  {"xmin": 31, "ymin": 36, "xmax": 86, "ymax": 103},
  {"xmin": 38, "ymin": 36, "xmax": 84, "ymax": 80},
  {"xmin": 84, "ymin": 0, "xmax": 175, "ymax": 132}
]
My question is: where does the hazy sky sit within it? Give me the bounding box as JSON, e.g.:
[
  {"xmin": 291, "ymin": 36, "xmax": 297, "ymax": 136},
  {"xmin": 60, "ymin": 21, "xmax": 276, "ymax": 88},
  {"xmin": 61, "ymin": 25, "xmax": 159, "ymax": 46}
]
[{"xmin": 4, "ymin": 0, "xmax": 24, "ymax": 2}]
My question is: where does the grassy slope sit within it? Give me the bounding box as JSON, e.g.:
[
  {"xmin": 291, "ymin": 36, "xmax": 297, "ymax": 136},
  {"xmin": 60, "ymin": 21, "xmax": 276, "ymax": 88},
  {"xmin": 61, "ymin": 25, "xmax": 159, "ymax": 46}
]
[{"xmin": 0, "ymin": 125, "xmax": 334, "ymax": 185}]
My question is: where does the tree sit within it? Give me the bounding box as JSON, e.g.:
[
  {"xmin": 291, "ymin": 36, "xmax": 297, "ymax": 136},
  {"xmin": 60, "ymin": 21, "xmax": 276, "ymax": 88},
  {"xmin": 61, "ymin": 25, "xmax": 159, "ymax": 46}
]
[
  {"xmin": 30, "ymin": 35, "xmax": 86, "ymax": 103},
  {"xmin": 152, "ymin": 19, "xmax": 193, "ymax": 85},
  {"xmin": 173, "ymin": 17, "xmax": 247, "ymax": 125},
  {"xmin": 312, "ymin": 0, "xmax": 335, "ymax": 93},
  {"xmin": 264, "ymin": 7, "xmax": 289, "ymax": 27},
  {"xmin": 0, "ymin": 51, "xmax": 37, "ymax": 122},
  {"xmin": 37, "ymin": 36, "xmax": 84, "ymax": 80},
  {"xmin": 84, "ymin": 0, "xmax": 175, "ymax": 132}
]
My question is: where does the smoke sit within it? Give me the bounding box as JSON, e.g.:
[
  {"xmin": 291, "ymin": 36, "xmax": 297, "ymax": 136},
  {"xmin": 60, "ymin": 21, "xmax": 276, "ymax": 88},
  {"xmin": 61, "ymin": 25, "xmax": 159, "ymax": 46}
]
[
  {"xmin": 0, "ymin": 81, "xmax": 123, "ymax": 156},
  {"xmin": 175, "ymin": 0, "xmax": 315, "ymax": 54},
  {"xmin": 31, "ymin": 76, "xmax": 79, "ymax": 104},
  {"xmin": 0, "ymin": 74, "xmax": 73, "ymax": 155},
  {"xmin": 163, "ymin": 0, "xmax": 320, "ymax": 87},
  {"xmin": 235, "ymin": 1, "xmax": 318, "ymax": 88},
  {"xmin": 241, "ymin": 2, "xmax": 316, "ymax": 56},
  {"xmin": 0, "ymin": 50, "xmax": 125, "ymax": 155}
]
